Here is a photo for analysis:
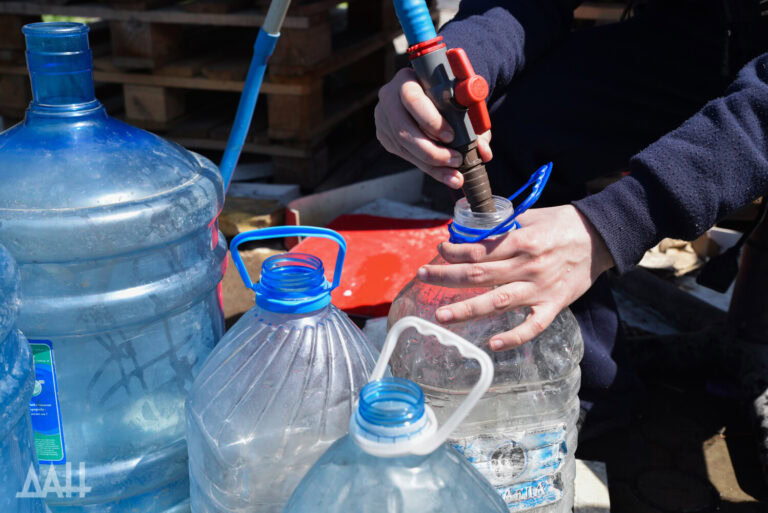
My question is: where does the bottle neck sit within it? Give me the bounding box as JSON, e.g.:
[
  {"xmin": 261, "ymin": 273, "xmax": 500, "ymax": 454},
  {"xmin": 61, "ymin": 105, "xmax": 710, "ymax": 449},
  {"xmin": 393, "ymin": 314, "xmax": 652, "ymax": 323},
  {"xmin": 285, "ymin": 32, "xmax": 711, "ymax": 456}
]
[
  {"xmin": 254, "ymin": 253, "xmax": 332, "ymax": 314},
  {"xmin": 452, "ymin": 195, "xmax": 514, "ymax": 237},
  {"xmin": 354, "ymin": 378, "xmax": 429, "ymax": 441},
  {"xmin": 23, "ymin": 22, "xmax": 100, "ymax": 115}
]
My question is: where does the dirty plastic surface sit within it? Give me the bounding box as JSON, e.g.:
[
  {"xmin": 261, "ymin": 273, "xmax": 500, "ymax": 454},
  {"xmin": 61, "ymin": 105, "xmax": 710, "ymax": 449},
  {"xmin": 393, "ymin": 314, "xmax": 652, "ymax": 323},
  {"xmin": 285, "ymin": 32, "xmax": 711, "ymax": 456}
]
[
  {"xmin": 388, "ymin": 196, "xmax": 584, "ymax": 512},
  {"xmin": 0, "ymin": 23, "xmax": 226, "ymax": 512},
  {"xmin": 0, "ymin": 244, "xmax": 47, "ymax": 513},
  {"xmin": 187, "ymin": 227, "xmax": 381, "ymax": 513}
]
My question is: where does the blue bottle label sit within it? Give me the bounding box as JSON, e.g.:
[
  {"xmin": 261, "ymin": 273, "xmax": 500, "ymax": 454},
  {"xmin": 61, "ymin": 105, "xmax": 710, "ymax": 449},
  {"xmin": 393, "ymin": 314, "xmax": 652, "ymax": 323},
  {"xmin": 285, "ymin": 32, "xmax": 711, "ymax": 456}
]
[
  {"xmin": 450, "ymin": 423, "xmax": 567, "ymax": 511},
  {"xmin": 28, "ymin": 340, "xmax": 67, "ymax": 465}
]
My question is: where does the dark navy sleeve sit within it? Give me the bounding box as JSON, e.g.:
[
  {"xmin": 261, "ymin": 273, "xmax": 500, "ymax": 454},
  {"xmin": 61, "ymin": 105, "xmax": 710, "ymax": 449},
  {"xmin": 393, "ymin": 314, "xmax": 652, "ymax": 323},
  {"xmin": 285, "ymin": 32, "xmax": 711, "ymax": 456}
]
[
  {"xmin": 574, "ymin": 54, "xmax": 768, "ymax": 273},
  {"xmin": 439, "ymin": 0, "xmax": 583, "ymax": 99}
]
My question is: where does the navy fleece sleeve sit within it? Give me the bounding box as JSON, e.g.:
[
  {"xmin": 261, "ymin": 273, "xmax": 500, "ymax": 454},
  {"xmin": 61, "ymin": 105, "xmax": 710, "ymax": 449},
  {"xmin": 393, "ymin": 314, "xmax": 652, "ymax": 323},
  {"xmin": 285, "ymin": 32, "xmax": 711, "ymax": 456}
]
[
  {"xmin": 574, "ymin": 54, "xmax": 768, "ymax": 273},
  {"xmin": 439, "ymin": 0, "xmax": 583, "ymax": 99}
]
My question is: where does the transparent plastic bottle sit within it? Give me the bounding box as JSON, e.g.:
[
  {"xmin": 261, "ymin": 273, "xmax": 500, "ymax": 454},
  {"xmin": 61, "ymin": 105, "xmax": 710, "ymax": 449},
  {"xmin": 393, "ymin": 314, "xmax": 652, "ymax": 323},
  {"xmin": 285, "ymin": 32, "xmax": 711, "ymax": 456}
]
[
  {"xmin": 388, "ymin": 196, "xmax": 584, "ymax": 512},
  {"xmin": 284, "ymin": 316, "xmax": 508, "ymax": 513},
  {"xmin": 187, "ymin": 227, "xmax": 381, "ymax": 513},
  {"xmin": 0, "ymin": 244, "xmax": 48, "ymax": 513},
  {"xmin": 0, "ymin": 23, "xmax": 227, "ymax": 512}
]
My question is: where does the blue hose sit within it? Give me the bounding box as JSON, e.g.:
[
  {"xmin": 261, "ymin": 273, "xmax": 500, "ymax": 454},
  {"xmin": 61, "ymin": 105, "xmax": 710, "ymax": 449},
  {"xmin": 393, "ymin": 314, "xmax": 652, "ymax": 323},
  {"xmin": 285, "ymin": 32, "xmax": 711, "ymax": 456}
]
[
  {"xmin": 220, "ymin": 29, "xmax": 280, "ymax": 191},
  {"xmin": 393, "ymin": 0, "xmax": 437, "ymax": 46}
]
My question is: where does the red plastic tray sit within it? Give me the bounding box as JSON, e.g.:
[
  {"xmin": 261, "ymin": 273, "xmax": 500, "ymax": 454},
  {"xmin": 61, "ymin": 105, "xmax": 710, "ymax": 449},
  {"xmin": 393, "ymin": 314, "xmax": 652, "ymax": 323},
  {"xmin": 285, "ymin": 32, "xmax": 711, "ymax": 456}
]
[{"xmin": 291, "ymin": 214, "xmax": 450, "ymax": 317}]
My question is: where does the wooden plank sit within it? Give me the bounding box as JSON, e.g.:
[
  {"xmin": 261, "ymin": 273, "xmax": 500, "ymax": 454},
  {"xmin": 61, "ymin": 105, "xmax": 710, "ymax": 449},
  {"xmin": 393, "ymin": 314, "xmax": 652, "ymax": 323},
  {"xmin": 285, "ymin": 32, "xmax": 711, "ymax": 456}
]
[
  {"xmin": 123, "ymin": 84, "xmax": 185, "ymax": 125},
  {"xmin": 267, "ymin": 77, "xmax": 323, "ymax": 140},
  {"xmin": 183, "ymin": 0, "xmax": 251, "ymax": 13},
  {"xmin": 155, "ymin": 56, "xmax": 216, "ymax": 77},
  {"xmin": 270, "ymin": 18, "xmax": 332, "ymax": 70},
  {"xmin": 574, "ymin": 2, "xmax": 625, "ymax": 21},
  {"xmin": 0, "ymin": 63, "xmax": 307, "ymax": 94},
  {"xmin": 218, "ymin": 197, "xmax": 285, "ymax": 238},
  {"xmin": 110, "ymin": 21, "xmax": 183, "ymax": 69},
  {"xmin": 109, "ymin": 0, "xmax": 176, "ymax": 9},
  {"xmin": 268, "ymin": 86, "xmax": 378, "ymax": 141},
  {"xmin": 269, "ymin": 28, "xmax": 400, "ymax": 77},
  {"xmin": 168, "ymin": 136, "xmax": 313, "ymax": 158},
  {"xmin": 0, "ymin": 1, "xmax": 336, "ymax": 29},
  {"xmin": 200, "ymin": 57, "xmax": 250, "ymax": 81}
]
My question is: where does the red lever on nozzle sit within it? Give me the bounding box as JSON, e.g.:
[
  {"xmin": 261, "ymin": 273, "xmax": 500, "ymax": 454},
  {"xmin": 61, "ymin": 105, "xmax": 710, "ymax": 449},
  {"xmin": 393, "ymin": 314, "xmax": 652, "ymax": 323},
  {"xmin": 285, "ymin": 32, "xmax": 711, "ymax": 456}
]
[{"xmin": 447, "ymin": 48, "xmax": 491, "ymax": 135}]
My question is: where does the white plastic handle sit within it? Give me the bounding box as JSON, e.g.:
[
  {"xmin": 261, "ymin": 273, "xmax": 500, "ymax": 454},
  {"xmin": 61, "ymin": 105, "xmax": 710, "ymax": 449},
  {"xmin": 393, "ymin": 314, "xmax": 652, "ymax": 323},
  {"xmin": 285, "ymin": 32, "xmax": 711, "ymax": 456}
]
[{"xmin": 372, "ymin": 316, "xmax": 494, "ymax": 456}]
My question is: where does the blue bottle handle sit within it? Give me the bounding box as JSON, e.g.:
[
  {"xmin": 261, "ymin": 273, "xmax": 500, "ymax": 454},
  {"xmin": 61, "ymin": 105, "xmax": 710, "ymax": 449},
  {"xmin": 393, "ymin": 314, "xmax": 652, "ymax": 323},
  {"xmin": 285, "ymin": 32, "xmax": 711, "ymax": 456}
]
[
  {"xmin": 230, "ymin": 227, "xmax": 347, "ymax": 291},
  {"xmin": 448, "ymin": 162, "xmax": 553, "ymax": 244}
]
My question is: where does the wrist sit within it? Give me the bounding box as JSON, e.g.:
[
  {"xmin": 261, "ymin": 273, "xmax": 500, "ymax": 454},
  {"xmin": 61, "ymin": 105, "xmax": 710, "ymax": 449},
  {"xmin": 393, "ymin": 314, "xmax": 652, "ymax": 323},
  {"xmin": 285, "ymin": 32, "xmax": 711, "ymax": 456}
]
[{"xmin": 572, "ymin": 205, "xmax": 615, "ymax": 277}]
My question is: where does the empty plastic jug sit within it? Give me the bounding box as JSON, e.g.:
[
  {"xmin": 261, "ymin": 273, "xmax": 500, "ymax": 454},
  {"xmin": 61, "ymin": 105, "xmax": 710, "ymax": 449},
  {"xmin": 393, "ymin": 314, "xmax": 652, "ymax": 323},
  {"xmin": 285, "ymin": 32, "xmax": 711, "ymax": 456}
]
[
  {"xmin": 284, "ymin": 316, "xmax": 508, "ymax": 513},
  {"xmin": 187, "ymin": 226, "xmax": 381, "ymax": 513},
  {"xmin": 0, "ymin": 22, "xmax": 227, "ymax": 512},
  {"xmin": 388, "ymin": 166, "xmax": 584, "ymax": 512},
  {"xmin": 0, "ymin": 244, "xmax": 47, "ymax": 513}
]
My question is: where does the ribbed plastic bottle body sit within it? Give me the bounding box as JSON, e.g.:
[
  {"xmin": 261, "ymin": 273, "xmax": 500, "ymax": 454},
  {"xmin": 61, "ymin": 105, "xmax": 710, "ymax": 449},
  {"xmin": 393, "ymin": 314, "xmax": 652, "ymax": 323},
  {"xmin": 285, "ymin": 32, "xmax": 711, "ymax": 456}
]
[
  {"xmin": 284, "ymin": 435, "xmax": 509, "ymax": 513},
  {"xmin": 387, "ymin": 197, "xmax": 584, "ymax": 512},
  {"xmin": 0, "ymin": 244, "xmax": 47, "ymax": 513},
  {"xmin": 186, "ymin": 304, "xmax": 380, "ymax": 513},
  {"xmin": 0, "ymin": 23, "xmax": 227, "ymax": 512}
]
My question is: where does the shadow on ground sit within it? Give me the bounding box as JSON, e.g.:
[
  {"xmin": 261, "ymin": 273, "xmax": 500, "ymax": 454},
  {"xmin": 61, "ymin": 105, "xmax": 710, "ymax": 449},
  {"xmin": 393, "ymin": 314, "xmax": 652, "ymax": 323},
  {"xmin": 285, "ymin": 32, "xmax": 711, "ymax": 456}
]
[{"xmin": 577, "ymin": 370, "xmax": 767, "ymax": 512}]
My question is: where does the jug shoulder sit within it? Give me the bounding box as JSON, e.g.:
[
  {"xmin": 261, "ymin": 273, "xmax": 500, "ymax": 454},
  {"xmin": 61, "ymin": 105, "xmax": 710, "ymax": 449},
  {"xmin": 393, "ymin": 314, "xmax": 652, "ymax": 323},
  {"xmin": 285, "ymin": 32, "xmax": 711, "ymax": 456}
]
[
  {"xmin": 0, "ymin": 112, "xmax": 223, "ymax": 211},
  {"xmin": 187, "ymin": 304, "xmax": 379, "ymax": 465},
  {"xmin": 0, "ymin": 114, "xmax": 224, "ymax": 262},
  {"xmin": 286, "ymin": 436, "xmax": 509, "ymax": 513}
]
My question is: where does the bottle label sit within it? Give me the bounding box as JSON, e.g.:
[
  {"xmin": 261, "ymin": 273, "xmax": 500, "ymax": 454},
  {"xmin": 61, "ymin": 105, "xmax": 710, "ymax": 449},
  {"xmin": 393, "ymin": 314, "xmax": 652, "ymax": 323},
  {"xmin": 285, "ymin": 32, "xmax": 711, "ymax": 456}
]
[
  {"xmin": 28, "ymin": 340, "xmax": 67, "ymax": 465},
  {"xmin": 450, "ymin": 423, "xmax": 567, "ymax": 511}
]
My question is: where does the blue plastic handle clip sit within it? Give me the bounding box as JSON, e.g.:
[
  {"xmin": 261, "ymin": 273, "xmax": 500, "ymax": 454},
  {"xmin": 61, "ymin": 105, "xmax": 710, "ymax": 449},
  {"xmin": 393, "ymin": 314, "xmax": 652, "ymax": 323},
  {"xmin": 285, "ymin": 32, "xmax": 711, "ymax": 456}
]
[
  {"xmin": 448, "ymin": 162, "xmax": 553, "ymax": 244},
  {"xmin": 230, "ymin": 226, "xmax": 347, "ymax": 292}
]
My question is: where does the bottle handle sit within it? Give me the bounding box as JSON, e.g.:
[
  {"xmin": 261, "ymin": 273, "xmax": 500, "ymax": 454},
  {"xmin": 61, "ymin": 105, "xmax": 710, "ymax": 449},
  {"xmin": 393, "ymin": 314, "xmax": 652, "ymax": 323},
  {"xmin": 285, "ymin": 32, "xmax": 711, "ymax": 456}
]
[
  {"xmin": 230, "ymin": 226, "xmax": 347, "ymax": 291},
  {"xmin": 372, "ymin": 316, "xmax": 494, "ymax": 455}
]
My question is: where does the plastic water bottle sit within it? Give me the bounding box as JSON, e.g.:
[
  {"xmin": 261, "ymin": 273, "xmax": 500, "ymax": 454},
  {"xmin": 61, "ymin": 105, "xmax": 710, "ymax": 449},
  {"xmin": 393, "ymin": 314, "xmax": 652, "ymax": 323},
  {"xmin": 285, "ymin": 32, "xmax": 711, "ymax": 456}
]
[
  {"xmin": 388, "ymin": 196, "xmax": 584, "ymax": 512},
  {"xmin": 187, "ymin": 227, "xmax": 381, "ymax": 513},
  {"xmin": 0, "ymin": 22, "xmax": 227, "ymax": 512},
  {"xmin": 284, "ymin": 316, "xmax": 508, "ymax": 513},
  {"xmin": 0, "ymin": 244, "xmax": 47, "ymax": 513}
]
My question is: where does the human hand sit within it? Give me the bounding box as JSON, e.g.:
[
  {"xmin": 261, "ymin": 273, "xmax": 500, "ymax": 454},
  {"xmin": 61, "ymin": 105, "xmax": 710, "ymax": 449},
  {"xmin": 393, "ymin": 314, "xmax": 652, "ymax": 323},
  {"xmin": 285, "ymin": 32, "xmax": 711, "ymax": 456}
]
[
  {"xmin": 417, "ymin": 205, "xmax": 615, "ymax": 350},
  {"xmin": 374, "ymin": 67, "xmax": 492, "ymax": 189}
]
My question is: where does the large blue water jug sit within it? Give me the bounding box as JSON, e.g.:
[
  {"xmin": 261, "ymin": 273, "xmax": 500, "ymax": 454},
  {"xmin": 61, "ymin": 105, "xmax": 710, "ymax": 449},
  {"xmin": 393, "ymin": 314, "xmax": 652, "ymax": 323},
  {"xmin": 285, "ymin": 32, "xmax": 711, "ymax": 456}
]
[
  {"xmin": 283, "ymin": 316, "xmax": 508, "ymax": 513},
  {"xmin": 187, "ymin": 227, "xmax": 381, "ymax": 513},
  {"xmin": 0, "ymin": 22, "xmax": 227, "ymax": 512},
  {"xmin": 0, "ymin": 244, "xmax": 47, "ymax": 513}
]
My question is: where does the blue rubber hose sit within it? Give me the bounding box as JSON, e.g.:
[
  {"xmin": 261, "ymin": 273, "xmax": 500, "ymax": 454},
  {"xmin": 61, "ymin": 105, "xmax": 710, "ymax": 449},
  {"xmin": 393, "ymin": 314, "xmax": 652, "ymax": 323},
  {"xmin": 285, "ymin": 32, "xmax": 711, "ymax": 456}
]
[{"xmin": 393, "ymin": 0, "xmax": 437, "ymax": 46}]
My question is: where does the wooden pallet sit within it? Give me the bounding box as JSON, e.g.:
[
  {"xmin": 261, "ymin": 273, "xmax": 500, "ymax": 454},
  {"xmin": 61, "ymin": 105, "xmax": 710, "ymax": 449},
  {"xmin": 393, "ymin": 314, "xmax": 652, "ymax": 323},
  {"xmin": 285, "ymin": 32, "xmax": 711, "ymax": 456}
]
[{"xmin": 0, "ymin": 0, "xmax": 401, "ymax": 129}]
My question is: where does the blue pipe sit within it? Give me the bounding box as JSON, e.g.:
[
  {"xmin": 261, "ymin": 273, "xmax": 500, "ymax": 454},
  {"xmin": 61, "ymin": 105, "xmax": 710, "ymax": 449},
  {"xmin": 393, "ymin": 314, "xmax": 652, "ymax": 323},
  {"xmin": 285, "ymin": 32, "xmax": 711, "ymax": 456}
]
[
  {"xmin": 220, "ymin": 29, "xmax": 280, "ymax": 191},
  {"xmin": 393, "ymin": 0, "xmax": 437, "ymax": 46}
]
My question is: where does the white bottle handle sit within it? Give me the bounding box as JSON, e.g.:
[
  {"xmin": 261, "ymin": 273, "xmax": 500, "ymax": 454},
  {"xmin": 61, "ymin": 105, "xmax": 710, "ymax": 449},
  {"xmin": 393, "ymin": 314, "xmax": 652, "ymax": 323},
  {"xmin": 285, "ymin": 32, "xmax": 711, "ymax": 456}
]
[{"xmin": 371, "ymin": 316, "xmax": 494, "ymax": 456}]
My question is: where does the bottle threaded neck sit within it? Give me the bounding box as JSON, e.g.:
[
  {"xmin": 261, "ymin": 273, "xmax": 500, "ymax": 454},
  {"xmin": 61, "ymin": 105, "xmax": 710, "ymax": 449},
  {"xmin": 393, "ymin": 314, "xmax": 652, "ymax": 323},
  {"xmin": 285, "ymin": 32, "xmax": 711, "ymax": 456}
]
[
  {"xmin": 452, "ymin": 195, "xmax": 514, "ymax": 233},
  {"xmin": 23, "ymin": 22, "xmax": 98, "ymax": 112},
  {"xmin": 254, "ymin": 253, "xmax": 332, "ymax": 313},
  {"xmin": 354, "ymin": 377, "xmax": 428, "ymax": 442}
]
